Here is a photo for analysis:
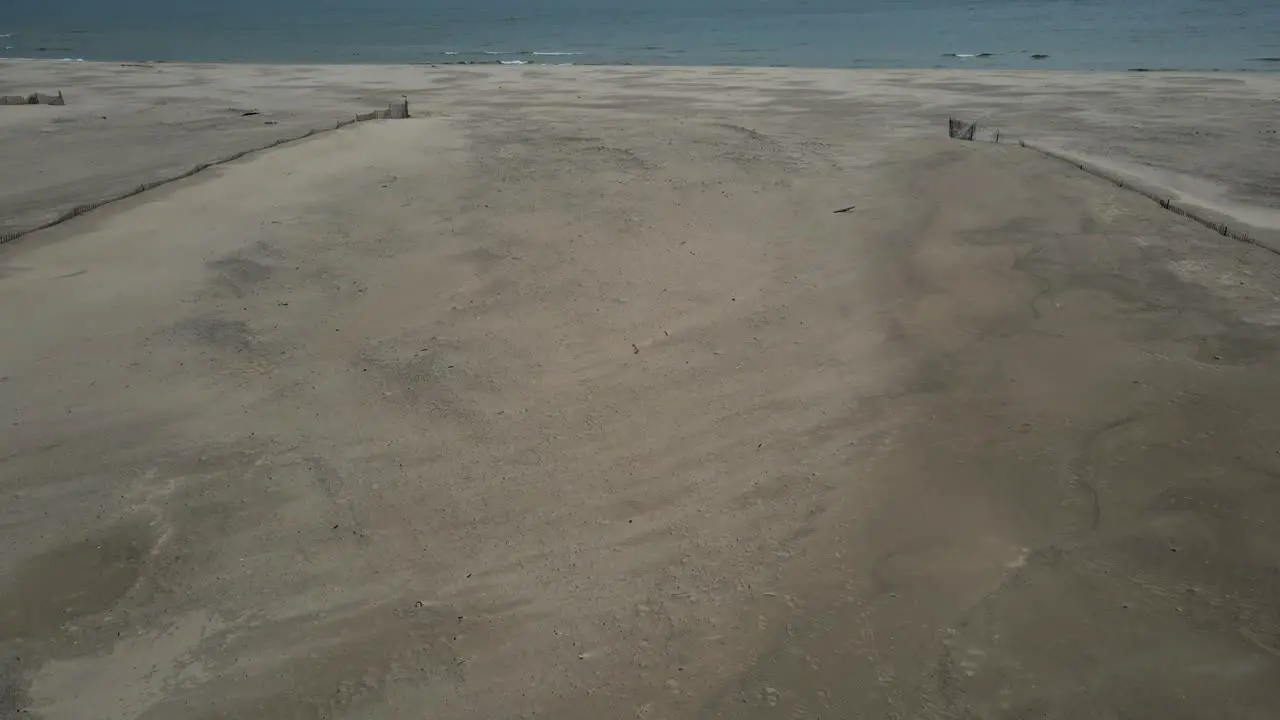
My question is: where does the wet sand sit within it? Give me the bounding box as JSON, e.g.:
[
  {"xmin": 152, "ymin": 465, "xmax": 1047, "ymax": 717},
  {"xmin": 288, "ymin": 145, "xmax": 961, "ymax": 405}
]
[{"xmin": 2, "ymin": 63, "xmax": 1280, "ymax": 719}]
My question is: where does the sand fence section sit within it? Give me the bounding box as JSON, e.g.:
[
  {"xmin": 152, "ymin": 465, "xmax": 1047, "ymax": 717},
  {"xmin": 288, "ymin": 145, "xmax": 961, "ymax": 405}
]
[
  {"xmin": 0, "ymin": 97, "xmax": 411, "ymax": 245},
  {"xmin": 1020, "ymin": 140, "xmax": 1280, "ymax": 256},
  {"xmin": 945, "ymin": 117, "xmax": 1280, "ymax": 256},
  {"xmin": 1, "ymin": 91, "xmax": 65, "ymax": 106}
]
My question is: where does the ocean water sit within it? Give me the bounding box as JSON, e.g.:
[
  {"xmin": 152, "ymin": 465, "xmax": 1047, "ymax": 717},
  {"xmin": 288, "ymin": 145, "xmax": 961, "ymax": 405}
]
[{"xmin": 4, "ymin": 0, "xmax": 1279, "ymax": 70}]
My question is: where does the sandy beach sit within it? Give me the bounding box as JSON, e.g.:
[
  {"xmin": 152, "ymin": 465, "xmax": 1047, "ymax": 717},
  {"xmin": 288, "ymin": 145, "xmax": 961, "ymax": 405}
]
[
  {"xmin": 3, "ymin": 63, "xmax": 1279, "ymax": 246},
  {"xmin": 2, "ymin": 62, "xmax": 1280, "ymax": 719}
]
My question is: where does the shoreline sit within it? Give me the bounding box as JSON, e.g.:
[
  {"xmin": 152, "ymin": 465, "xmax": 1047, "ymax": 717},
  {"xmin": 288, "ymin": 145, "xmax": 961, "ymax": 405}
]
[{"xmin": 6, "ymin": 55, "xmax": 1280, "ymax": 72}]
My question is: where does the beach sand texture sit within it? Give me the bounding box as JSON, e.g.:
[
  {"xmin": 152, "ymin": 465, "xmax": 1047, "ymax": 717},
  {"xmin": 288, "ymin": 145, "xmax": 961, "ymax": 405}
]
[
  {"xmin": 2, "ymin": 63, "xmax": 1280, "ymax": 718},
  {"xmin": 2, "ymin": 63, "xmax": 1279, "ymax": 246}
]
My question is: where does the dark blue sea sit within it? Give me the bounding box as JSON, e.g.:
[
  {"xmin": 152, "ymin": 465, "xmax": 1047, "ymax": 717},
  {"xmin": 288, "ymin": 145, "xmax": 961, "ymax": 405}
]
[{"xmin": 4, "ymin": 0, "xmax": 1279, "ymax": 70}]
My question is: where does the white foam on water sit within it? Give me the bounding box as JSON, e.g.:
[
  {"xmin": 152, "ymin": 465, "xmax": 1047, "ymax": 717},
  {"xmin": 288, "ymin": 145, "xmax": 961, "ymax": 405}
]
[
  {"xmin": 481, "ymin": 50, "xmax": 581, "ymax": 57},
  {"xmin": 1, "ymin": 55, "xmax": 85, "ymax": 62},
  {"xmin": 500, "ymin": 59, "xmax": 528, "ymax": 65}
]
